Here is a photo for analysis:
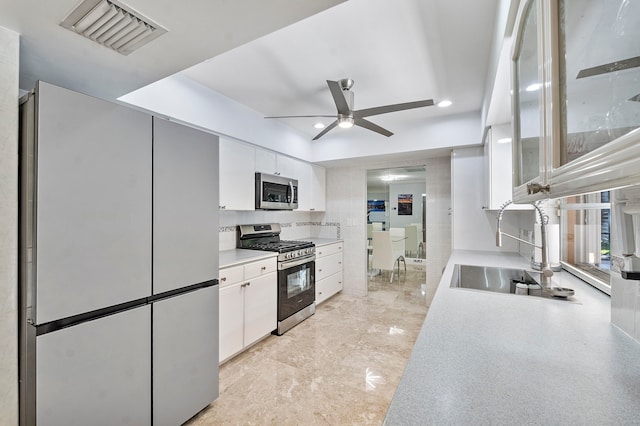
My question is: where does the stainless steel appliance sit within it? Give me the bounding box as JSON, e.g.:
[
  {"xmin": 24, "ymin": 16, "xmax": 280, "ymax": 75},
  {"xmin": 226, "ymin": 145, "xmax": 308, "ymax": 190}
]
[
  {"xmin": 18, "ymin": 82, "xmax": 219, "ymax": 426},
  {"xmin": 237, "ymin": 224, "xmax": 315, "ymax": 334},
  {"xmin": 255, "ymin": 172, "xmax": 299, "ymax": 210}
]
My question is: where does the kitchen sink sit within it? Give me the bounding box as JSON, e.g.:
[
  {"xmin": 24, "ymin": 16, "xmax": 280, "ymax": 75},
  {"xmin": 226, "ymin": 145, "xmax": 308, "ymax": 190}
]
[{"xmin": 450, "ymin": 264, "xmax": 539, "ymax": 295}]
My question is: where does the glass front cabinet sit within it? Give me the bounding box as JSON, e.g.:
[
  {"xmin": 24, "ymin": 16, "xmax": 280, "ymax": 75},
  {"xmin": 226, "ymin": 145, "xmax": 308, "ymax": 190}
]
[{"xmin": 511, "ymin": 0, "xmax": 640, "ymax": 202}]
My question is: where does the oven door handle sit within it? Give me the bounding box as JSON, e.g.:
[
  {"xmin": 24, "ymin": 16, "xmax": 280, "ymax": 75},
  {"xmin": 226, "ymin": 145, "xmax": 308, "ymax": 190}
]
[{"xmin": 278, "ymin": 256, "xmax": 315, "ymax": 270}]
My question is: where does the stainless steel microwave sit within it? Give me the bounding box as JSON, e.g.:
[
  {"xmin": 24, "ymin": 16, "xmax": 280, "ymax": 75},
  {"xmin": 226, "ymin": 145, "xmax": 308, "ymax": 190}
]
[{"xmin": 255, "ymin": 173, "xmax": 298, "ymax": 210}]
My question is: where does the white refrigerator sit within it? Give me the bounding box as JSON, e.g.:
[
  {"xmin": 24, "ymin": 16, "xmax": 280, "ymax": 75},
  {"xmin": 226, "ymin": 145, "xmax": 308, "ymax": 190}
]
[{"xmin": 19, "ymin": 82, "xmax": 219, "ymax": 426}]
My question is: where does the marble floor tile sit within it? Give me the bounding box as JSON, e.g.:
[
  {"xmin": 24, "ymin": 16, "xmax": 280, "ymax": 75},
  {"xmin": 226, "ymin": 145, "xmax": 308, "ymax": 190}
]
[{"xmin": 187, "ymin": 268, "xmax": 433, "ymax": 425}]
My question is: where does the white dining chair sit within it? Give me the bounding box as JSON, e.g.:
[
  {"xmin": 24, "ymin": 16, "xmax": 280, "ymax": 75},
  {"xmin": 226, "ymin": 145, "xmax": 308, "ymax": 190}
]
[
  {"xmin": 371, "ymin": 230, "xmax": 406, "ymax": 283},
  {"xmin": 404, "ymin": 225, "xmax": 419, "ymax": 257}
]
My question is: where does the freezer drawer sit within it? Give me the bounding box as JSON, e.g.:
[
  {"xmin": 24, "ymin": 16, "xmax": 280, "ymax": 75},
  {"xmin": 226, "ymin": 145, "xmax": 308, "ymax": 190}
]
[
  {"xmin": 153, "ymin": 285, "xmax": 219, "ymax": 425},
  {"xmin": 36, "ymin": 306, "xmax": 151, "ymax": 426}
]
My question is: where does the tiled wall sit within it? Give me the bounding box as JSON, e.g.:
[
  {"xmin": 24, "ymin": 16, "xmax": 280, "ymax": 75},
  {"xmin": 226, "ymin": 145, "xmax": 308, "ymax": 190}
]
[
  {"xmin": 0, "ymin": 26, "xmax": 19, "ymax": 426},
  {"xmin": 218, "ymin": 210, "xmax": 339, "ymax": 251},
  {"xmin": 425, "ymin": 157, "xmax": 452, "ymax": 292},
  {"xmin": 323, "ymin": 167, "xmax": 368, "ymax": 297}
]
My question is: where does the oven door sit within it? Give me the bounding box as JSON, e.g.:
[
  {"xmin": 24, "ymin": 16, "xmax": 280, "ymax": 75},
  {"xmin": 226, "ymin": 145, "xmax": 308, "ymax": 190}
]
[
  {"xmin": 277, "ymin": 257, "xmax": 315, "ymax": 321},
  {"xmin": 255, "ymin": 173, "xmax": 299, "ymax": 210}
]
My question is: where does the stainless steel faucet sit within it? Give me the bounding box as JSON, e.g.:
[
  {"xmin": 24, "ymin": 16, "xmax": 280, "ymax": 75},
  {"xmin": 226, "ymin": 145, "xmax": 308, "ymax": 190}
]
[{"xmin": 496, "ymin": 200, "xmax": 554, "ymax": 288}]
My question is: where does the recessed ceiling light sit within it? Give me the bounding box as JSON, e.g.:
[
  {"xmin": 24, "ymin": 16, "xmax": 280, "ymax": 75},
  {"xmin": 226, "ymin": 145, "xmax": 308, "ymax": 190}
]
[
  {"xmin": 497, "ymin": 137, "xmax": 512, "ymax": 144},
  {"xmin": 437, "ymin": 100, "xmax": 452, "ymax": 108},
  {"xmin": 313, "ymin": 123, "xmax": 325, "ymax": 129},
  {"xmin": 380, "ymin": 174, "xmax": 408, "ymax": 182},
  {"xmin": 525, "ymin": 83, "xmax": 542, "ymax": 92}
]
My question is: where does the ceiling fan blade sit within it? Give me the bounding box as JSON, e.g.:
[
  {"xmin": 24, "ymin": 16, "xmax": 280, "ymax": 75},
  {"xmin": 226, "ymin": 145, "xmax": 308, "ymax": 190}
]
[
  {"xmin": 354, "ymin": 118, "xmax": 393, "ymax": 137},
  {"xmin": 354, "ymin": 99, "xmax": 435, "ymax": 118},
  {"xmin": 264, "ymin": 114, "xmax": 336, "ymax": 119},
  {"xmin": 326, "ymin": 80, "xmax": 352, "ymax": 116},
  {"xmin": 312, "ymin": 120, "xmax": 338, "ymax": 141}
]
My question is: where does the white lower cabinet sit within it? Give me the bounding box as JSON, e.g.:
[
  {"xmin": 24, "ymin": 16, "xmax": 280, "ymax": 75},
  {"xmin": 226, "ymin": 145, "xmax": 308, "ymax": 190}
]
[
  {"xmin": 315, "ymin": 242, "xmax": 343, "ymax": 305},
  {"xmin": 219, "ymin": 257, "xmax": 277, "ymax": 363}
]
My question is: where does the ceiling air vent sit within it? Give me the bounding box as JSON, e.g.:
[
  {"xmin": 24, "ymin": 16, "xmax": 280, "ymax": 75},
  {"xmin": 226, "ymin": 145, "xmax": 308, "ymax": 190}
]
[{"xmin": 60, "ymin": 0, "xmax": 167, "ymax": 55}]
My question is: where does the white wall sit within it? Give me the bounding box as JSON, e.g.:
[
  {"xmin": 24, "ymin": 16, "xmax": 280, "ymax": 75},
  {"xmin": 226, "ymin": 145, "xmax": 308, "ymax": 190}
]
[
  {"xmin": 388, "ymin": 182, "xmax": 424, "ymax": 228},
  {"xmin": 0, "ymin": 25, "xmax": 19, "ymax": 426},
  {"xmin": 119, "ymin": 74, "xmax": 313, "ymax": 162},
  {"xmin": 312, "ymin": 111, "xmax": 482, "ymax": 163},
  {"xmin": 452, "ymin": 146, "xmax": 526, "ymax": 252},
  {"xmin": 425, "ymin": 157, "xmax": 452, "ymax": 292},
  {"xmin": 324, "ymin": 167, "xmax": 368, "ymax": 297}
]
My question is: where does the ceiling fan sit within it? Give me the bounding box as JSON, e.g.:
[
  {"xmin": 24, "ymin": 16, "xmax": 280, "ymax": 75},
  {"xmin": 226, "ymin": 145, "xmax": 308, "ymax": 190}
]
[{"xmin": 265, "ymin": 78, "xmax": 435, "ymax": 140}]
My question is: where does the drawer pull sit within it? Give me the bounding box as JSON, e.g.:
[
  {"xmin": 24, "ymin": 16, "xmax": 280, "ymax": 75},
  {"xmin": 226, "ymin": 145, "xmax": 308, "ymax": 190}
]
[
  {"xmin": 261, "ymin": 266, "xmax": 267, "ymax": 271},
  {"xmin": 318, "ymin": 269, "xmax": 322, "ymax": 272},
  {"xmin": 338, "ymin": 261, "xmax": 342, "ymax": 265},
  {"xmin": 220, "ymin": 277, "xmax": 226, "ymax": 282},
  {"xmin": 318, "ymin": 251, "xmax": 323, "ymax": 255},
  {"xmin": 241, "ymin": 282, "xmax": 251, "ymax": 287}
]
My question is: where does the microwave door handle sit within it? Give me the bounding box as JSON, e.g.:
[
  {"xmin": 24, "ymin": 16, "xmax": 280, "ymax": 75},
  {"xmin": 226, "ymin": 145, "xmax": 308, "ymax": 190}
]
[{"xmin": 288, "ymin": 181, "xmax": 294, "ymax": 204}]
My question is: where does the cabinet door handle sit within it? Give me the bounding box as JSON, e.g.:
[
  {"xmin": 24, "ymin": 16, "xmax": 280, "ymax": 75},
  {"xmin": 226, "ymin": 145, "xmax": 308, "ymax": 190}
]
[{"xmin": 338, "ymin": 261, "xmax": 342, "ymax": 265}]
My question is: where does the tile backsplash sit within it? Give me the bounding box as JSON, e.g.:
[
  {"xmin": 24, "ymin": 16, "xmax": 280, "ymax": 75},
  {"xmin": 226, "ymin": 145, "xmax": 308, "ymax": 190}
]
[{"xmin": 218, "ymin": 210, "xmax": 338, "ymax": 251}]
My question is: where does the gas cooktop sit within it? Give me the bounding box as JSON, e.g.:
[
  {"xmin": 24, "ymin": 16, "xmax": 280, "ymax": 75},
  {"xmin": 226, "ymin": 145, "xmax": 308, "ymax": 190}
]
[{"xmin": 237, "ymin": 224, "xmax": 315, "ymax": 260}]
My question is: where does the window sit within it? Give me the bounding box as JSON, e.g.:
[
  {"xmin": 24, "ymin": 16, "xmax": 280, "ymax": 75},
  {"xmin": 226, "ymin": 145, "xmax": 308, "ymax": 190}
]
[{"xmin": 559, "ymin": 191, "xmax": 611, "ymax": 294}]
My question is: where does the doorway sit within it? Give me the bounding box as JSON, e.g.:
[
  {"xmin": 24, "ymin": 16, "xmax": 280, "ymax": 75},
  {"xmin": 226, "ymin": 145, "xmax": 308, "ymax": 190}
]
[{"xmin": 366, "ymin": 167, "xmax": 427, "ymax": 293}]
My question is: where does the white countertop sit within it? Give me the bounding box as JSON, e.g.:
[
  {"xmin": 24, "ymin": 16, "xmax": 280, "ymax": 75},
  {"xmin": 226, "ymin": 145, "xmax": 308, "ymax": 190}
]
[
  {"xmin": 219, "ymin": 249, "xmax": 277, "ymax": 269},
  {"xmin": 384, "ymin": 250, "xmax": 640, "ymax": 425}
]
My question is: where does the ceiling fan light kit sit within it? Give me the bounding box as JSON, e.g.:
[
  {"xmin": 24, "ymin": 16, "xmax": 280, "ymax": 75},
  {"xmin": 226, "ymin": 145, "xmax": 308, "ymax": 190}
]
[
  {"xmin": 337, "ymin": 116, "xmax": 354, "ymax": 128},
  {"xmin": 264, "ymin": 78, "xmax": 436, "ymax": 140}
]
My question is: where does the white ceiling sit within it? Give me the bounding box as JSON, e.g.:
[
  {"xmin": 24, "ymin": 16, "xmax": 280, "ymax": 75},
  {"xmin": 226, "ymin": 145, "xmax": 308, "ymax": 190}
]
[
  {"xmin": 2, "ymin": 0, "xmax": 507, "ymax": 146},
  {"xmin": 181, "ymin": 0, "xmax": 500, "ymax": 139},
  {"xmin": 0, "ymin": 0, "xmax": 345, "ymax": 100}
]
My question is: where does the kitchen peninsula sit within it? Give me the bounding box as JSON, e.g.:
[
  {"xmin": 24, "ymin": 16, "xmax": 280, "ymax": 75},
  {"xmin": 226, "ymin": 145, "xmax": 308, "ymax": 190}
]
[{"xmin": 385, "ymin": 250, "xmax": 640, "ymax": 425}]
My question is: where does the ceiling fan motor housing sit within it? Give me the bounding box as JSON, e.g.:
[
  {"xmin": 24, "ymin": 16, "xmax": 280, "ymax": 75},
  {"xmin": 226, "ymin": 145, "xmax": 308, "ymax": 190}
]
[{"xmin": 338, "ymin": 78, "xmax": 354, "ymax": 91}]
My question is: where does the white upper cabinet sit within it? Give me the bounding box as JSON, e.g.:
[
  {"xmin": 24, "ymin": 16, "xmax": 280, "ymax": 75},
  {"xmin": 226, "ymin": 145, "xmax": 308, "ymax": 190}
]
[
  {"xmin": 255, "ymin": 148, "xmax": 276, "ymax": 175},
  {"xmin": 511, "ymin": 0, "xmax": 640, "ymax": 202},
  {"xmin": 484, "ymin": 124, "xmax": 530, "ymax": 210},
  {"xmin": 311, "ymin": 164, "xmax": 326, "ymax": 211},
  {"xmin": 255, "ymin": 148, "xmax": 296, "ymax": 178},
  {"xmin": 290, "ymin": 159, "xmax": 326, "ymax": 211},
  {"xmin": 295, "ymin": 160, "xmax": 312, "ymax": 211},
  {"xmin": 219, "ymin": 138, "xmax": 255, "ymax": 211}
]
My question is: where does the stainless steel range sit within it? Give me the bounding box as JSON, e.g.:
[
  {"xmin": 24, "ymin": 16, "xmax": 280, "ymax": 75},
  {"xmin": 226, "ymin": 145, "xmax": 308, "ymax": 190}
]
[{"xmin": 237, "ymin": 224, "xmax": 315, "ymax": 335}]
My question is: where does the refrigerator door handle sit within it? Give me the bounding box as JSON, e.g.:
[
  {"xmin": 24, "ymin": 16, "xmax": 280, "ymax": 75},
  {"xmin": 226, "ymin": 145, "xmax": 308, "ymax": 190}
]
[{"xmin": 148, "ymin": 279, "xmax": 218, "ymax": 304}]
